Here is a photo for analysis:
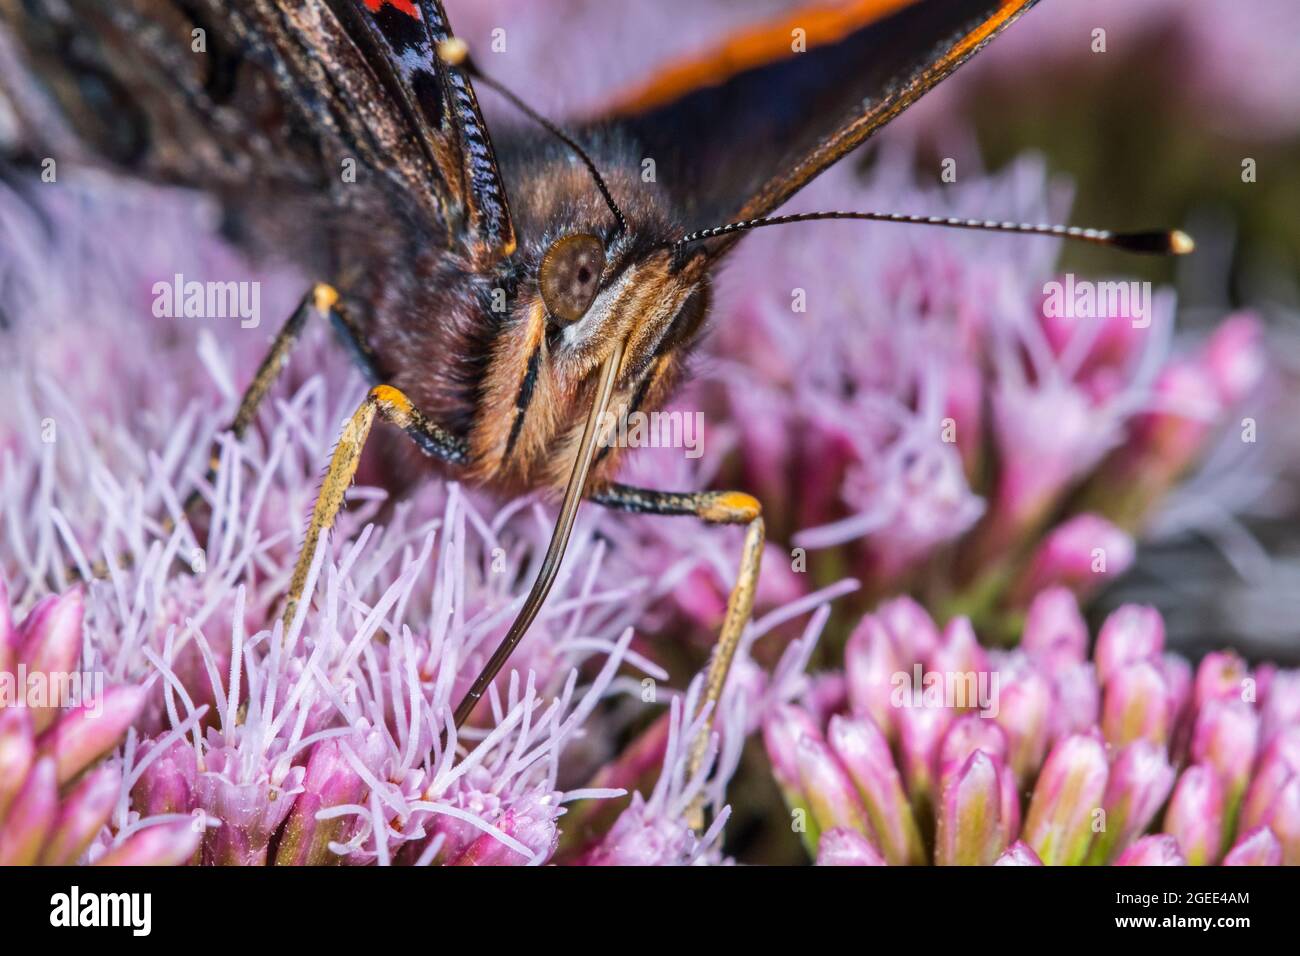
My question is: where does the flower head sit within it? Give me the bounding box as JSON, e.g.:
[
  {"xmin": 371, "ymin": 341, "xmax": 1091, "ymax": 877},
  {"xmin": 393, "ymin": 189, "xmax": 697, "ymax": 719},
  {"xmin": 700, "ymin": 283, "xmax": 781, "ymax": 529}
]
[
  {"xmin": 0, "ymin": 583, "xmax": 190, "ymax": 864},
  {"xmin": 765, "ymin": 593, "xmax": 1298, "ymax": 865},
  {"xmin": 701, "ymin": 152, "xmax": 1264, "ymax": 638}
]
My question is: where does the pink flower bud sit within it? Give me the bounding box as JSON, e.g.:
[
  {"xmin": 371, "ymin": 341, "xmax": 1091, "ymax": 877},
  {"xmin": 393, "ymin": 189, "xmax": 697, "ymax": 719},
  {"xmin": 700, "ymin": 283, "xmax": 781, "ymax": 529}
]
[
  {"xmin": 926, "ymin": 616, "xmax": 989, "ymax": 685},
  {"xmin": 16, "ymin": 588, "xmax": 84, "ymax": 676},
  {"xmin": 762, "ymin": 704, "xmax": 822, "ymax": 795},
  {"xmin": 37, "ymin": 684, "xmax": 145, "ymax": 786},
  {"xmin": 936, "ymin": 750, "xmax": 1008, "ymax": 865},
  {"xmin": 1164, "ymin": 765, "xmax": 1225, "ymax": 866},
  {"xmin": 1095, "ymin": 605, "xmax": 1164, "ymax": 686},
  {"xmin": 994, "ymin": 654, "xmax": 1052, "ymax": 784},
  {"xmin": 828, "ymin": 715, "xmax": 924, "ymax": 865},
  {"xmin": 94, "ymin": 821, "xmax": 203, "ymax": 866},
  {"xmin": 1048, "ymin": 662, "xmax": 1100, "ymax": 743},
  {"xmin": 1114, "ymin": 834, "xmax": 1187, "ymax": 866},
  {"xmin": 1089, "ymin": 741, "xmax": 1176, "ymax": 864},
  {"xmin": 845, "ymin": 615, "xmax": 905, "ymax": 737},
  {"xmin": 1101, "ymin": 661, "xmax": 1171, "ymax": 748},
  {"xmin": 1245, "ymin": 775, "xmax": 1300, "ymax": 865},
  {"xmin": 995, "ymin": 840, "xmax": 1044, "ymax": 865},
  {"xmin": 1260, "ymin": 669, "xmax": 1300, "ymax": 746},
  {"xmin": 1194, "ymin": 651, "xmax": 1251, "ymax": 711},
  {"xmin": 15, "ymin": 588, "xmax": 85, "ymax": 733},
  {"xmin": 1202, "ymin": 313, "xmax": 1265, "ymax": 407},
  {"xmin": 795, "ymin": 732, "xmax": 874, "ymax": 841},
  {"xmin": 275, "ymin": 735, "xmax": 379, "ymax": 866},
  {"xmin": 1022, "ymin": 587, "xmax": 1089, "ymax": 675},
  {"xmin": 40, "ymin": 765, "xmax": 121, "ymax": 865},
  {"xmin": 1130, "ymin": 360, "xmax": 1220, "ymax": 478},
  {"xmin": 990, "ymin": 382, "xmax": 1106, "ymax": 545},
  {"xmin": 0, "ymin": 755, "xmax": 57, "ymax": 865},
  {"xmin": 938, "ymin": 715, "xmax": 1019, "ymax": 849},
  {"xmin": 897, "ymin": 704, "xmax": 951, "ymax": 815},
  {"xmin": 816, "ymin": 826, "xmax": 887, "ymax": 866},
  {"xmin": 1017, "ymin": 515, "xmax": 1135, "ymax": 602},
  {"xmin": 1023, "ymin": 732, "xmax": 1109, "ymax": 865},
  {"xmin": 1241, "ymin": 726, "xmax": 1300, "ymax": 831},
  {"xmin": 939, "ymin": 714, "xmax": 1008, "ymax": 784},
  {"xmin": 1191, "ymin": 699, "xmax": 1259, "ymax": 813},
  {"xmin": 131, "ymin": 737, "xmax": 197, "ymax": 818},
  {"xmin": 1223, "ymin": 826, "xmax": 1283, "ymax": 866},
  {"xmin": 877, "ymin": 596, "xmax": 941, "ymax": 663},
  {"xmin": 0, "ymin": 706, "xmax": 35, "ymax": 824}
]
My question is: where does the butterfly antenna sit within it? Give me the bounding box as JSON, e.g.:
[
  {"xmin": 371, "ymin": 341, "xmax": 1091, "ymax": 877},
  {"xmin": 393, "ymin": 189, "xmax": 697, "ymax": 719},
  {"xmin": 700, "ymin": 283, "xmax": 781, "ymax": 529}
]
[
  {"xmin": 438, "ymin": 39, "xmax": 628, "ymax": 236},
  {"xmin": 673, "ymin": 211, "xmax": 1194, "ymax": 256}
]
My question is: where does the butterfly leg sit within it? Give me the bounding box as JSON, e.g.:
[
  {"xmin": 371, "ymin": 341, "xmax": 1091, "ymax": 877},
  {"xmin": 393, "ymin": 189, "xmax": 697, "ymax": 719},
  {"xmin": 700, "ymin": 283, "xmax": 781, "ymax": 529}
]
[
  {"xmin": 187, "ymin": 285, "xmax": 354, "ymax": 518},
  {"xmin": 65, "ymin": 284, "xmax": 466, "ymax": 587},
  {"xmin": 62, "ymin": 284, "xmax": 351, "ymax": 581},
  {"xmin": 183, "ymin": 283, "xmax": 466, "ymax": 516},
  {"xmin": 591, "ymin": 483, "xmax": 765, "ymax": 828},
  {"xmin": 279, "ymin": 384, "xmax": 465, "ymax": 631},
  {"xmin": 189, "ymin": 282, "xmax": 467, "ymax": 536}
]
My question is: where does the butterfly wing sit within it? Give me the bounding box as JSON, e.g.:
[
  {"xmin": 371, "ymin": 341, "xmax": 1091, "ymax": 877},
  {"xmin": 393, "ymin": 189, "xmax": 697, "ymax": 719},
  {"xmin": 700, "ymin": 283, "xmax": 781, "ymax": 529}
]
[
  {"xmin": 0, "ymin": 0, "xmax": 513, "ymax": 266},
  {"xmin": 333, "ymin": 0, "xmax": 515, "ymax": 264},
  {"xmin": 597, "ymin": 0, "xmax": 1040, "ymax": 254}
]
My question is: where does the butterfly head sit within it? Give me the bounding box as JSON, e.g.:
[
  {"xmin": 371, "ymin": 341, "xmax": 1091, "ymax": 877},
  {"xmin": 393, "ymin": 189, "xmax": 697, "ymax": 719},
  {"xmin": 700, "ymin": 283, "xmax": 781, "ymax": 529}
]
[
  {"xmin": 529, "ymin": 186, "xmax": 708, "ymax": 385},
  {"xmin": 468, "ymin": 148, "xmax": 709, "ymax": 492}
]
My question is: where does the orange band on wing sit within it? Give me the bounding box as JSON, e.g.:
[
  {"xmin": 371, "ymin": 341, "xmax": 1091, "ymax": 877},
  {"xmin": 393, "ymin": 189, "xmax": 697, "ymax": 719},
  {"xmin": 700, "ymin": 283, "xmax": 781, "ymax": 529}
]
[
  {"xmin": 937, "ymin": 0, "xmax": 1024, "ymax": 68},
  {"xmin": 727, "ymin": 0, "xmax": 1037, "ymax": 225},
  {"xmin": 604, "ymin": 0, "xmax": 920, "ymax": 116}
]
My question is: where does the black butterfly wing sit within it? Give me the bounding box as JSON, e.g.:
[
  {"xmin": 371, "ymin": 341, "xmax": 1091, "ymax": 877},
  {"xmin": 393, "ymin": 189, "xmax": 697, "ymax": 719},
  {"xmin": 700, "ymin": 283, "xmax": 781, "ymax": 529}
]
[
  {"xmin": 332, "ymin": 0, "xmax": 514, "ymax": 265},
  {"xmin": 0, "ymin": 0, "xmax": 513, "ymax": 267},
  {"xmin": 598, "ymin": 0, "xmax": 1041, "ymax": 255}
]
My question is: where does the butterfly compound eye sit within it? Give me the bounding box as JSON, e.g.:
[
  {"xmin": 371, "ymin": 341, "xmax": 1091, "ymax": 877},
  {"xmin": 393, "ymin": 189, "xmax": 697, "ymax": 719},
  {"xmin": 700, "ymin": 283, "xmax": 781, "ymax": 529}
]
[{"xmin": 538, "ymin": 234, "xmax": 606, "ymax": 324}]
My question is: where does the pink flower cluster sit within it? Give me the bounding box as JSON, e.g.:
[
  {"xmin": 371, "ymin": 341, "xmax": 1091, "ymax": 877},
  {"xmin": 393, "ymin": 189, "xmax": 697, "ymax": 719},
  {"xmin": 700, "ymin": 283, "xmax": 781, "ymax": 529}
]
[
  {"xmin": 708, "ymin": 156, "xmax": 1268, "ymax": 630},
  {"xmin": 766, "ymin": 591, "xmax": 1299, "ymax": 865},
  {"xmin": 0, "ymin": 584, "xmax": 197, "ymax": 864}
]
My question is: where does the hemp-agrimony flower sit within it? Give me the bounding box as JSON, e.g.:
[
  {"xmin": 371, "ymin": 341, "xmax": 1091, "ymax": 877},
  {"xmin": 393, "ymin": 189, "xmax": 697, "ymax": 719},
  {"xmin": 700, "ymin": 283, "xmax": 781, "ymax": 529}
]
[{"xmin": 768, "ymin": 589, "xmax": 1298, "ymax": 865}]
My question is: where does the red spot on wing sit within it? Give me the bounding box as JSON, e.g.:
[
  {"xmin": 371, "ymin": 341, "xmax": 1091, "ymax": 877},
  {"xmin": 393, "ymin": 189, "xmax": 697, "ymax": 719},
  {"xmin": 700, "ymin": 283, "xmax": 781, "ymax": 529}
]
[{"xmin": 361, "ymin": 0, "xmax": 422, "ymax": 19}]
